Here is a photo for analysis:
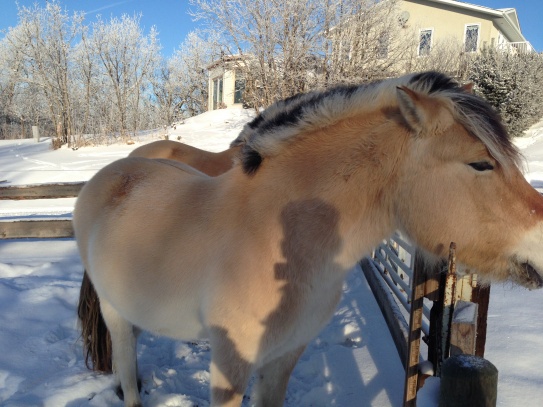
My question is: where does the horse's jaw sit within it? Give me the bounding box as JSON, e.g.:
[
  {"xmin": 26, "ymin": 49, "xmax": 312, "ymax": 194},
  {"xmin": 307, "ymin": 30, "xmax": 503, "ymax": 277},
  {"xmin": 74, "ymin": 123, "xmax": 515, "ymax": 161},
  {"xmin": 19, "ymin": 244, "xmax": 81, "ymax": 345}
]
[
  {"xmin": 509, "ymin": 259, "xmax": 543, "ymax": 289},
  {"xmin": 509, "ymin": 225, "xmax": 543, "ymax": 289}
]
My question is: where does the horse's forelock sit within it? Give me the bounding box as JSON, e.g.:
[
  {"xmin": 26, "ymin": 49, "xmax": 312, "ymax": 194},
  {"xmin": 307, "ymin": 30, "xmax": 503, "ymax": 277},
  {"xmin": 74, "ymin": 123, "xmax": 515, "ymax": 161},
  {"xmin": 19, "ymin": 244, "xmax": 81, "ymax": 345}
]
[{"xmin": 452, "ymin": 92, "xmax": 521, "ymax": 169}]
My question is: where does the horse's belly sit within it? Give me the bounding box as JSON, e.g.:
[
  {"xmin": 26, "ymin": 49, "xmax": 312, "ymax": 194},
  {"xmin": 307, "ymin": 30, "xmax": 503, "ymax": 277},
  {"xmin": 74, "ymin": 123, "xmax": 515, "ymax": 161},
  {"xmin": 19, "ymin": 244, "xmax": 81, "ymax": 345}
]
[
  {"xmin": 117, "ymin": 292, "xmax": 206, "ymax": 340},
  {"xmin": 90, "ymin": 261, "xmax": 208, "ymax": 341},
  {"xmin": 140, "ymin": 308, "xmax": 206, "ymax": 340}
]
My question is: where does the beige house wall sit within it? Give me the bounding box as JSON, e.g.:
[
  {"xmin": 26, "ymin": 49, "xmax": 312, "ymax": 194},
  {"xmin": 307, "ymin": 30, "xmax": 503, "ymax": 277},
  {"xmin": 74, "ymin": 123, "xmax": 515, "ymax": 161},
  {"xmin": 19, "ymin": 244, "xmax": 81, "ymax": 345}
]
[
  {"xmin": 401, "ymin": 0, "xmax": 506, "ymax": 52},
  {"xmin": 207, "ymin": 64, "xmax": 242, "ymax": 111}
]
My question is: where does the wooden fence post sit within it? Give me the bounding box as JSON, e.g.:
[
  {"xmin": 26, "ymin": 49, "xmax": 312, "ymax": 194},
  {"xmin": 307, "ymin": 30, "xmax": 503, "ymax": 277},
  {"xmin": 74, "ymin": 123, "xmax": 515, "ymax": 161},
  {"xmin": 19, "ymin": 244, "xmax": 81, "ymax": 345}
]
[
  {"xmin": 450, "ymin": 300, "xmax": 478, "ymax": 356},
  {"xmin": 439, "ymin": 354, "xmax": 498, "ymax": 407},
  {"xmin": 403, "ymin": 251, "xmax": 426, "ymax": 407},
  {"xmin": 472, "ymin": 285, "xmax": 491, "ymax": 357},
  {"xmin": 32, "ymin": 126, "xmax": 40, "ymax": 142}
]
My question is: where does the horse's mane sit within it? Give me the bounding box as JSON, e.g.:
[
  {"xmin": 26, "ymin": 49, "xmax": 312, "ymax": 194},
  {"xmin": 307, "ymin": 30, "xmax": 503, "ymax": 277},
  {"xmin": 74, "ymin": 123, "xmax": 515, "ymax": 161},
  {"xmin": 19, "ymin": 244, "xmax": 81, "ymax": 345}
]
[{"xmin": 234, "ymin": 71, "xmax": 520, "ymax": 175}]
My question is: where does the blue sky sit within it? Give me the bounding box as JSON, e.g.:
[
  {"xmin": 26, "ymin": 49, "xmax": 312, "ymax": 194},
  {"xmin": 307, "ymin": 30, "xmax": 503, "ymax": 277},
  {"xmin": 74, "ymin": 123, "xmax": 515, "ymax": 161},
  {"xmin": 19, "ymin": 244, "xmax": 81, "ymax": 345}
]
[
  {"xmin": 0, "ymin": 0, "xmax": 541, "ymax": 56},
  {"xmin": 0, "ymin": 0, "xmax": 196, "ymax": 56}
]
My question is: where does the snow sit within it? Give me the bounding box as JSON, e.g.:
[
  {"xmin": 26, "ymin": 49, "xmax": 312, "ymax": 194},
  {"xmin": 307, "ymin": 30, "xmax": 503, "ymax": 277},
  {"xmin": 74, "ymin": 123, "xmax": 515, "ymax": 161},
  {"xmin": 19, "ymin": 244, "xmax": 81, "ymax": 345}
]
[
  {"xmin": 452, "ymin": 301, "xmax": 477, "ymax": 324},
  {"xmin": 1, "ymin": 107, "xmax": 543, "ymax": 406}
]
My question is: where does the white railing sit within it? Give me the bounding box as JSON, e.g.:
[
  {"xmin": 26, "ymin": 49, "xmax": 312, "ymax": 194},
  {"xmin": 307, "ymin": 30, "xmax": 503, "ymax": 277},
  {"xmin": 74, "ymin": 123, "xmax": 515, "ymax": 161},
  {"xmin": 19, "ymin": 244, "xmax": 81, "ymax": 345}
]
[{"xmin": 496, "ymin": 41, "xmax": 535, "ymax": 54}]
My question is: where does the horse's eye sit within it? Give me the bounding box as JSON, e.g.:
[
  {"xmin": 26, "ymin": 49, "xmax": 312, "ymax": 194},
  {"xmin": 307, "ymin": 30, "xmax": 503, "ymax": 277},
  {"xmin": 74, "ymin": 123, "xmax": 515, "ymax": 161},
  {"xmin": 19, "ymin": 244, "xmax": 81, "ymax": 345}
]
[{"xmin": 468, "ymin": 161, "xmax": 494, "ymax": 171}]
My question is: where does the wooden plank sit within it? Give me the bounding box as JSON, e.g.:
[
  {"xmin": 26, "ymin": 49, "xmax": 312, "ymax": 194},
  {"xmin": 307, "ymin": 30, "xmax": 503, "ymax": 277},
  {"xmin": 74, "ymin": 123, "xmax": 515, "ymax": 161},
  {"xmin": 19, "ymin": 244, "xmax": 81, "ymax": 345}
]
[
  {"xmin": 426, "ymin": 266, "xmax": 446, "ymax": 378},
  {"xmin": 373, "ymin": 259, "xmax": 411, "ymax": 310},
  {"xmin": 0, "ymin": 182, "xmax": 85, "ymax": 200},
  {"xmin": 374, "ymin": 250, "xmax": 411, "ymax": 293},
  {"xmin": 378, "ymin": 243, "xmax": 414, "ymax": 276},
  {"xmin": 441, "ymin": 243, "xmax": 458, "ymax": 369},
  {"xmin": 0, "ymin": 220, "xmax": 74, "ymax": 239},
  {"xmin": 450, "ymin": 301, "xmax": 478, "ymax": 356},
  {"xmin": 403, "ymin": 251, "xmax": 427, "ymax": 407},
  {"xmin": 455, "ymin": 274, "xmax": 476, "ymax": 301},
  {"xmin": 472, "ymin": 285, "xmax": 491, "ymax": 357},
  {"xmin": 391, "ymin": 233, "xmax": 415, "ymax": 253},
  {"xmin": 360, "ymin": 258, "xmax": 409, "ymax": 366}
]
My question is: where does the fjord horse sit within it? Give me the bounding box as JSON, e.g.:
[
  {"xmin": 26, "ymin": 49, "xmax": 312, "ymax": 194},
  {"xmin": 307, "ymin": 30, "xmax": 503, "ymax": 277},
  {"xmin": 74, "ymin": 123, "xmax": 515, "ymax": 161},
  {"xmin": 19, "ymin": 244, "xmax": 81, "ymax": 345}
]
[
  {"xmin": 128, "ymin": 139, "xmax": 242, "ymax": 176},
  {"xmin": 74, "ymin": 71, "xmax": 543, "ymax": 407}
]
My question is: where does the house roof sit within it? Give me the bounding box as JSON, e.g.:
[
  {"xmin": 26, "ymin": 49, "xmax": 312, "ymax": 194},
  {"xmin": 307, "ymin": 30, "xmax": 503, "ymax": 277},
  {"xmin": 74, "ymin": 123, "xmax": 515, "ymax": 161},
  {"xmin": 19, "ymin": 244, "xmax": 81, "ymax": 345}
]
[
  {"xmin": 421, "ymin": 0, "xmax": 529, "ymax": 43},
  {"xmin": 206, "ymin": 54, "xmax": 246, "ymax": 70}
]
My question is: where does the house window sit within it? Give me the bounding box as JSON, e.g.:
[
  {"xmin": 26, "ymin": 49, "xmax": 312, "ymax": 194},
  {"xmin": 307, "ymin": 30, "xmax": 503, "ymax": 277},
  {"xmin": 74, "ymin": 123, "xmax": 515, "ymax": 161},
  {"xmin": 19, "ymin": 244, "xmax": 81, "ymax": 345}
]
[
  {"xmin": 419, "ymin": 29, "xmax": 433, "ymax": 56},
  {"xmin": 212, "ymin": 77, "xmax": 223, "ymax": 110},
  {"xmin": 234, "ymin": 78, "xmax": 245, "ymax": 104},
  {"xmin": 465, "ymin": 24, "xmax": 480, "ymax": 53},
  {"xmin": 377, "ymin": 32, "xmax": 389, "ymax": 59}
]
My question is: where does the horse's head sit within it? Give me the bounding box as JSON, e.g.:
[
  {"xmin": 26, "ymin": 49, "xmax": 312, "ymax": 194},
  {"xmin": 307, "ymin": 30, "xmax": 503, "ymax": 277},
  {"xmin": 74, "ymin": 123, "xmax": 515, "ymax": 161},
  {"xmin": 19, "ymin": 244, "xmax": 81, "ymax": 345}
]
[{"xmin": 394, "ymin": 72, "xmax": 543, "ymax": 289}]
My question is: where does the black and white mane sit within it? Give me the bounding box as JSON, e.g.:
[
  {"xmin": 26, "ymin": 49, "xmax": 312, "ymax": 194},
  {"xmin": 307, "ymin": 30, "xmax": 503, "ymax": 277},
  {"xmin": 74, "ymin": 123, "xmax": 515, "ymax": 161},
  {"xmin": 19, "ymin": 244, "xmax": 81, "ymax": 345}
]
[{"xmin": 231, "ymin": 71, "xmax": 519, "ymax": 175}]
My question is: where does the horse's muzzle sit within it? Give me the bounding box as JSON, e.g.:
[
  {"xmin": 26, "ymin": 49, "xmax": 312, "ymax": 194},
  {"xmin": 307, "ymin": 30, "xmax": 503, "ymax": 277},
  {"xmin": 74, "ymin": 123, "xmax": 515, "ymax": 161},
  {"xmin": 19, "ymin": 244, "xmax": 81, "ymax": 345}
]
[{"xmin": 512, "ymin": 260, "xmax": 543, "ymax": 289}]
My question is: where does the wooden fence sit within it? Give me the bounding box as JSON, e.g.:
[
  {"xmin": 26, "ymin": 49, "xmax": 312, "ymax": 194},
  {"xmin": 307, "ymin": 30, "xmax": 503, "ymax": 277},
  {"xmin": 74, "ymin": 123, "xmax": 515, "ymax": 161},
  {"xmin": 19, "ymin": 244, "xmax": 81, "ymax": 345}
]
[
  {"xmin": 361, "ymin": 233, "xmax": 491, "ymax": 406},
  {"xmin": 0, "ymin": 182, "xmax": 84, "ymax": 239}
]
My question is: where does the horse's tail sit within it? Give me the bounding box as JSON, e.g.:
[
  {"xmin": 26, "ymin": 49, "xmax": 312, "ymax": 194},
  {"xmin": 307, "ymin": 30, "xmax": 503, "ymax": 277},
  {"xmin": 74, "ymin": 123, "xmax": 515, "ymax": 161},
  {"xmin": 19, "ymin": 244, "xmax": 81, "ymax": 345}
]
[{"xmin": 77, "ymin": 270, "xmax": 113, "ymax": 373}]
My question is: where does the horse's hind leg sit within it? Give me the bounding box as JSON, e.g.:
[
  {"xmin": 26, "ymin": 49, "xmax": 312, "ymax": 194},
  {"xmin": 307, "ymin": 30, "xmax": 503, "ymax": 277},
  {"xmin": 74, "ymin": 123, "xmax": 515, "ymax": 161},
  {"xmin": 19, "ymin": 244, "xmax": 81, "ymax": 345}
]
[
  {"xmin": 100, "ymin": 299, "xmax": 141, "ymax": 407},
  {"xmin": 252, "ymin": 346, "xmax": 306, "ymax": 407}
]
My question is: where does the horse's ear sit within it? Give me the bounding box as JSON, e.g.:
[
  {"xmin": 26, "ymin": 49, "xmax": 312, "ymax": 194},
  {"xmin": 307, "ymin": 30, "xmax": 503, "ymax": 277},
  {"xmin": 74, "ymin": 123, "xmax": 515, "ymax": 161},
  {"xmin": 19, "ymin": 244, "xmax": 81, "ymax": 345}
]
[
  {"xmin": 396, "ymin": 86, "xmax": 428, "ymax": 132},
  {"xmin": 462, "ymin": 82, "xmax": 474, "ymax": 94}
]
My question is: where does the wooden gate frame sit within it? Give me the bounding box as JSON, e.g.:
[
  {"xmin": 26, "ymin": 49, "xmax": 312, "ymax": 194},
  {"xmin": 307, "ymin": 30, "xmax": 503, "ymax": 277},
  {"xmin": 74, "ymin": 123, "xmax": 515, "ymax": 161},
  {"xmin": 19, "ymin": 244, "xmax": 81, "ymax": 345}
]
[{"xmin": 361, "ymin": 236, "xmax": 491, "ymax": 406}]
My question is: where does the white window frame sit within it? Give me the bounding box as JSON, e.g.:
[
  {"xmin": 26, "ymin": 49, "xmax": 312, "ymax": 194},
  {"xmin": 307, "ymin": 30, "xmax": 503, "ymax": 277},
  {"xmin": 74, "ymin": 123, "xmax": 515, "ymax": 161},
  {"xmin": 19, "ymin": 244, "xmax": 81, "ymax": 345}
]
[
  {"xmin": 212, "ymin": 76, "xmax": 224, "ymax": 110},
  {"xmin": 464, "ymin": 23, "xmax": 481, "ymax": 53},
  {"xmin": 418, "ymin": 28, "xmax": 434, "ymax": 57}
]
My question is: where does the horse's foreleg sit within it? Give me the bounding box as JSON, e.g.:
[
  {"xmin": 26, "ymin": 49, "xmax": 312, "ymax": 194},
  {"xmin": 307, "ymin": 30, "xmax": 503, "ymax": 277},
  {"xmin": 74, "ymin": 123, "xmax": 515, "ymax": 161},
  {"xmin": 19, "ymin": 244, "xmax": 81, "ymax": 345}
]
[
  {"xmin": 100, "ymin": 299, "xmax": 141, "ymax": 407},
  {"xmin": 252, "ymin": 345, "xmax": 306, "ymax": 407},
  {"xmin": 209, "ymin": 328, "xmax": 253, "ymax": 406}
]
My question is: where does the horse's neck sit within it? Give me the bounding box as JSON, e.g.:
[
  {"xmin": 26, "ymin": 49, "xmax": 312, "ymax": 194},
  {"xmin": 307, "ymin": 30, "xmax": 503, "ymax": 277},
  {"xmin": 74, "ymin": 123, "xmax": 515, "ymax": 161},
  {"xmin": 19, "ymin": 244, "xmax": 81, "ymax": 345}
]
[{"xmin": 227, "ymin": 127, "xmax": 403, "ymax": 267}]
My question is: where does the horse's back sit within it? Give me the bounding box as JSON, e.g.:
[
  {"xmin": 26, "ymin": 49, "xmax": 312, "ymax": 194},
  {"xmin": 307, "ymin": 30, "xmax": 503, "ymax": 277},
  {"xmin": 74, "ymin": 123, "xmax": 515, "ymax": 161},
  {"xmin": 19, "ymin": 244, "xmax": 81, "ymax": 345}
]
[{"xmin": 129, "ymin": 140, "xmax": 240, "ymax": 176}]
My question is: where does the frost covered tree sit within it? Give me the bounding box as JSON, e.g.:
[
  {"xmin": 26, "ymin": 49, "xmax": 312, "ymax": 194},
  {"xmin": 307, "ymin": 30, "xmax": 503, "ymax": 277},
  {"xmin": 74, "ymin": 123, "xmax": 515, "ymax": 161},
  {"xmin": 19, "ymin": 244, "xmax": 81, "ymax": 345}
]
[
  {"xmin": 191, "ymin": 0, "xmax": 324, "ymax": 108},
  {"xmin": 174, "ymin": 31, "xmax": 222, "ymax": 117},
  {"xmin": 406, "ymin": 37, "xmax": 468, "ymax": 77},
  {"xmin": 151, "ymin": 31, "xmax": 221, "ymax": 125},
  {"xmin": 89, "ymin": 14, "xmax": 161, "ymax": 140},
  {"xmin": 4, "ymin": 1, "xmax": 83, "ymax": 145},
  {"xmin": 191, "ymin": 0, "xmax": 412, "ymax": 108},
  {"xmin": 467, "ymin": 49, "xmax": 543, "ymax": 138},
  {"xmin": 323, "ymin": 0, "xmax": 415, "ymax": 85}
]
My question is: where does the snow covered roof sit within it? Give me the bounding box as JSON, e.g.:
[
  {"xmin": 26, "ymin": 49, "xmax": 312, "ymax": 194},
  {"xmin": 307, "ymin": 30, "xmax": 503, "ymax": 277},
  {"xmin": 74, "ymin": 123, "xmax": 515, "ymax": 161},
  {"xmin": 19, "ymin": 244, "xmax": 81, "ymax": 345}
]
[{"xmin": 424, "ymin": 0, "xmax": 529, "ymax": 43}]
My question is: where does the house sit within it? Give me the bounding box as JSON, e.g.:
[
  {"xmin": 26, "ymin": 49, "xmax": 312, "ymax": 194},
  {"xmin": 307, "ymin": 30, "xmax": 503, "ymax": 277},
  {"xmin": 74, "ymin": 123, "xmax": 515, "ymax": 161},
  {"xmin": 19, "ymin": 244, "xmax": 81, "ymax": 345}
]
[
  {"xmin": 207, "ymin": 0, "xmax": 534, "ymax": 111},
  {"xmin": 207, "ymin": 55, "xmax": 246, "ymax": 111},
  {"xmin": 401, "ymin": 0, "xmax": 534, "ymax": 56}
]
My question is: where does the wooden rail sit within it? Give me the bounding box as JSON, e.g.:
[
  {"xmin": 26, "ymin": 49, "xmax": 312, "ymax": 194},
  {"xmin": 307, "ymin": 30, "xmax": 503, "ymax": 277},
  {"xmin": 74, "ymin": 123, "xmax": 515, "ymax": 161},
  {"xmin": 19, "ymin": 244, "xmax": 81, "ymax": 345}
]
[
  {"xmin": 0, "ymin": 182, "xmax": 83, "ymax": 239},
  {"xmin": 0, "ymin": 219, "xmax": 73, "ymax": 239},
  {"xmin": 0, "ymin": 182, "xmax": 85, "ymax": 200}
]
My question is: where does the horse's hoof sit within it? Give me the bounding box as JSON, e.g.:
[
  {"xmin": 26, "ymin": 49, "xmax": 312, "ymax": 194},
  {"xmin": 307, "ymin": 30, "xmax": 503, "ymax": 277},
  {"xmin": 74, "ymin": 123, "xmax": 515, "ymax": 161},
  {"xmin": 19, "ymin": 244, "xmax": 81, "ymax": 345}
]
[{"xmin": 115, "ymin": 378, "xmax": 142, "ymax": 400}]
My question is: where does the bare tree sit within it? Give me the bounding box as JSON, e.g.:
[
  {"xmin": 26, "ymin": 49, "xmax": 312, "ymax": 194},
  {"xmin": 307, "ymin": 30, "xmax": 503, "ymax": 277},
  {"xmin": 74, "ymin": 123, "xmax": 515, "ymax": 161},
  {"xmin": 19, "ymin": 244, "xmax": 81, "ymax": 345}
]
[
  {"xmin": 4, "ymin": 1, "xmax": 83, "ymax": 145},
  {"xmin": 323, "ymin": 0, "xmax": 415, "ymax": 85},
  {"xmin": 405, "ymin": 37, "xmax": 468, "ymax": 77},
  {"xmin": 0, "ymin": 30, "xmax": 26, "ymax": 139},
  {"xmin": 90, "ymin": 14, "xmax": 160, "ymax": 140},
  {"xmin": 191, "ymin": 0, "xmax": 325, "ymax": 108},
  {"xmin": 191, "ymin": 0, "xmax": 414, "ymax": 108}
]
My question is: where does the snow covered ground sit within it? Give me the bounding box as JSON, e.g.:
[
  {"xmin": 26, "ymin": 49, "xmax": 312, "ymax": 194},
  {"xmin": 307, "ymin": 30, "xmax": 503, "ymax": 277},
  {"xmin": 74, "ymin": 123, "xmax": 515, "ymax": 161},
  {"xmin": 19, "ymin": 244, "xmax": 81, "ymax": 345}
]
[{"xmin": 0, "ymin": 107, "xmax": 542, "ymax": 406}]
